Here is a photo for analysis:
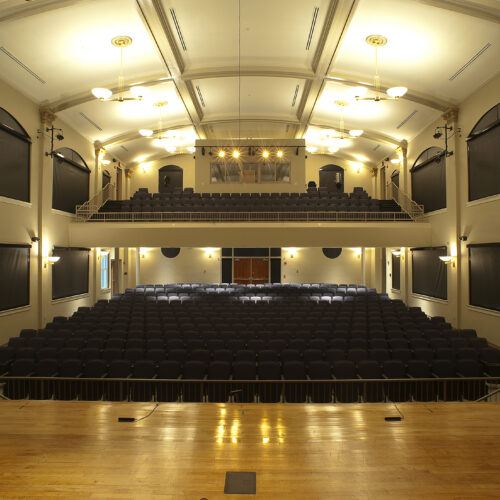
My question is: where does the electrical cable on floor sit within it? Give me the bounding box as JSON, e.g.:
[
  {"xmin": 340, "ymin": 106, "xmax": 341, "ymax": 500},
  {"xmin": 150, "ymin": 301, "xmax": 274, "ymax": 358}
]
[{"xmin": 118, "ymin": 403, "xmax": 159, "ymax": 423}]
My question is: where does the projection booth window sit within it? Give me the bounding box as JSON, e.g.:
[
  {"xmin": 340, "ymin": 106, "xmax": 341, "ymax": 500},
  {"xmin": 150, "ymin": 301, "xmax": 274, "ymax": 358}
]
[
  {"xmin": 52, "ymin": 147, "xmax": 90, "ymax": 214},
  {"xmin": 0, "ymin": 107, "xmax": 31, "ymax": 202},
  {"xmin": 0, "ymin": 244, "xmax": 30, "ymax": 311},
  {"xmin": 410, "ymin": 147, "xmax": 446, "ymax": 213},
  {"xmin": 411, "ymin": 246, "xmax": 447, "ymax": 300},
  {"xmin": 467, "ymin": 103, "xmax": 500, "ymax": 201},
  {"xmin": 469, "ymin": 243, "xmax": 500, "ymax": 312},
  {"xmin": 52, "ymin": 247, "xmax": 89, "ymax": 300}
]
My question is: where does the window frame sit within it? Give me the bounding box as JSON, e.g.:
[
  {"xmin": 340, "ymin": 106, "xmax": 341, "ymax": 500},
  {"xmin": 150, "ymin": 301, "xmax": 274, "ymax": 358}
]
[
  {"xmin": 210, "ymin": 161, "xmax": 291, "ymax": 184},
  {"xmin": 0, "ymin": 243, "xmax": 30, "ymax": 312},
  {"xmin": 468, "ymin": 242, "xmax": 500, "ymax": 312},
  {"xmin": 100, "ymin": 252, "xmax": 110, "ymax": 290}
]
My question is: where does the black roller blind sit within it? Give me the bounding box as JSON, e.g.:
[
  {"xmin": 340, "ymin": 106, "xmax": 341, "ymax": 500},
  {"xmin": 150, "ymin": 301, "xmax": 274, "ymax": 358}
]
[
  {"xmin": 411, "ymin": 247, "xmax": 447, "ymax": 299},
  {"xmin": 221, "ymin": 258, "xmax": 232, "ymax": 283},
  {"xmin": 52, "ymin": 247, "xmax": 89, "ymax": 299},
  {"xmin": 271, "ymin": 259, "xmax": 281, "ymax": 283},
  {"xmin": 52, "ymin": 157, "xmax": 90, "ymax": 213},
  {"xmin": 0, "ymin": 244, "xmax": 30, "ymax": 311},
  {"xmin": 411, "ymin": 154, "xmax": 446, "ymax": 213},
  {"xmin": 391, "ymin": 253, "xmax": 400, "ymax": 290},
  {"xmin": 0, "ymin": 127, "xmax": 30, "ymax": 202},
  {"xmin": 469, "ymin": 243, "xmax": 500, "ymax": 311},
  {"xmin": 468, "ymin": 125, "xmax": 500, "ymax": 201}
]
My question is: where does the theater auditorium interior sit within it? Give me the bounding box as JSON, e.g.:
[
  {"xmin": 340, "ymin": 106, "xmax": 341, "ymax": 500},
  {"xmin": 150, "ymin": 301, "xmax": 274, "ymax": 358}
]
[{"xmin": 0, "ymin": 0, "xmax": 499, "ymax": 497}]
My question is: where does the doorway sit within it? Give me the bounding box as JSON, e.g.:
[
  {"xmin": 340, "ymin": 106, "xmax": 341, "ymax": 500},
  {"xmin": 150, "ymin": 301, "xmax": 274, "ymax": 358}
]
[
  {"xmin": 115, "ymin": 168, "xmax": 122, "ymax": 199},
  {"xmin": 233, "ymin": 258, "xmax": 269, "ymax": 284},
  {"xmin": 319, "ymin": 164, "xmax": 344, "ymax": 193},
  {"xmin": 159, "ymin": 165, "xmax": 183, "ymax": 193}
]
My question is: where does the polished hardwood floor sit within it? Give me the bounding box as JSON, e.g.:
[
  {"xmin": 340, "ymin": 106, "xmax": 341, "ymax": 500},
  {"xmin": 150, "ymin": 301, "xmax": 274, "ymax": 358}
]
[{"xmin": 0, "ymin": 400, "xmax": 500, "ymax": 499}]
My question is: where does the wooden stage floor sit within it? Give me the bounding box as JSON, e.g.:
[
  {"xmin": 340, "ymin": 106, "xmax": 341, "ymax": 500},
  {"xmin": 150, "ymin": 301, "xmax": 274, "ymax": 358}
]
[{"xmin": 1, "ymin": 401, "xmax": 500, "ymax": 499}]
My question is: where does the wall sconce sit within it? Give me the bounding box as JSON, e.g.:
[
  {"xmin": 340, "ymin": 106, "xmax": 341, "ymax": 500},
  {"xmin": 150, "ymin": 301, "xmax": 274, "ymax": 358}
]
[
  {"xmin": 140, "ymin": 248, "xmax": 150, "ymax": 259},
  {"xmin": 43, "ymin": 256, "xmax": 60, "ymax": 268},
  {"xmin": 439, "ymin": 256, "xmax": 456, "ymax": 267},
  {"xmin": 392, "ymin": 250, "xmax": 402, "ymax": 257}
]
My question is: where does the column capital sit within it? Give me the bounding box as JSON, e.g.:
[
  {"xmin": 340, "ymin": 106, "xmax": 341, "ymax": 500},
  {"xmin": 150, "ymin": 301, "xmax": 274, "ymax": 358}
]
[
  {"xmin": 40, "ymin": 108, "xmax": 56, "ymax": 125},
  {"xmin": 442, "ymin": 107, "xmax": 459, "ymax": 123}
]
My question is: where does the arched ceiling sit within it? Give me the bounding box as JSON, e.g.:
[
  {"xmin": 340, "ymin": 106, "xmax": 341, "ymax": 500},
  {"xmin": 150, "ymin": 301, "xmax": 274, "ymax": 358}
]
[{"xmin": 0, "ymin": 0, "xmax": 498, "ymax": 167}]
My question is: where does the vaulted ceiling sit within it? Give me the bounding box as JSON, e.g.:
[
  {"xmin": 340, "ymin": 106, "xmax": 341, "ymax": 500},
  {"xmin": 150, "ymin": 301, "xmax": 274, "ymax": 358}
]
[{"xmin": 0, "ymin": 0, "xmax": 499, "ymax": 168}]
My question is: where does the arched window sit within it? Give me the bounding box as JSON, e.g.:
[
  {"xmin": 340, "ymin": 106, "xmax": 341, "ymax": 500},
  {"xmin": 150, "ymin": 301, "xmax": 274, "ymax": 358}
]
[
  {"xmin": 0, "ymin": 107, "xmax": 31, "ymax": 202},
  {"xmin": 319, "ymin": 164, "xmax": 344, "ymax": 193},
  {"xmin": 159, "ymin": 165, "xmax": 183, "ymax": 193},
  {"xmin": 410, "ymin": 147, "xmax": 446, "ymax": 213},
  {"xmin": 467, "ymin": 103, "xmax": 500, "ymax": 201},
  {"xmin": 52, "ymin": 147, "xmax": 90, "ymax": 214}
]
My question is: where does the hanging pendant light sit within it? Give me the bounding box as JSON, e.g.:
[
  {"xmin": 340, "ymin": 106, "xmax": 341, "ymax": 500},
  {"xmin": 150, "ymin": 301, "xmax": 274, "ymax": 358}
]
[{"xmin": 91, "ymin": 36, "xmax": 150, "ymax": 102}]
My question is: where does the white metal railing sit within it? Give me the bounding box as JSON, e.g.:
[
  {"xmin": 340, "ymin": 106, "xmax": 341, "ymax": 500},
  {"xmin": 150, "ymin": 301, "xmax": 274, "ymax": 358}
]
[
  {"xmin": 76, "ymin": 183, "xmax": 115, "ymax": 221},
  {"xmin": 78, "ymin": 210, "xmax": 416, "ymax": 223},
  {"xmin": 386, "ymin": 182, "xmax": 424, "ymax": 220}
]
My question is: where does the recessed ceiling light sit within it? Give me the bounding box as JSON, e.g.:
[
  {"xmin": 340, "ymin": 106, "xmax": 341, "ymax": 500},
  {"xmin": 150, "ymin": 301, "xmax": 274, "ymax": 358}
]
[{"xmin": 139, "ymin": 129, "xmax": 154, "ymax": 137}]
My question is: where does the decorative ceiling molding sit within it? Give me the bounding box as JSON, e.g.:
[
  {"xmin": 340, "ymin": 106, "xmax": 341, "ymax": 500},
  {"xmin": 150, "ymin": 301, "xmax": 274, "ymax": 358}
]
[
  {"xmin": 325, "ymin": 74, "xmax": 455, "ymax": 111},
  {"xmin": 410, "ymin": 0, "xmax": 500, "ymax": 23},
  {"xmin": 135, "ymin": 0, "xmax": 206, "ymax": 139},
  {"xmin": 0, "ymin": 0, "xmax": 84, "ymax": 23},
  {"xmin": 182, "ymin": 67, "xmax": 314, "ymax": 81},
  {"xmin": 45, "ymin": 75, "xmax": 174, "ymax": 113},
  {"xmin": 295, "ymin": 0, "xmax": 359, "ymax": 139}
]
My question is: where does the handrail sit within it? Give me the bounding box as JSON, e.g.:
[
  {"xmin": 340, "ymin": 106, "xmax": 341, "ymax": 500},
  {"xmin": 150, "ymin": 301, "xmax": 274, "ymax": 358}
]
[
  {"xmin": 76, "ymin": 210, "xmax": 417, "ymax": 223},
  {"xmin": 76, "ymin": 183, "xmax": 115, "ymax": 222},
  {"xmin": 386, "ymin": 181, "xmax": 424, "ymax": 221}
]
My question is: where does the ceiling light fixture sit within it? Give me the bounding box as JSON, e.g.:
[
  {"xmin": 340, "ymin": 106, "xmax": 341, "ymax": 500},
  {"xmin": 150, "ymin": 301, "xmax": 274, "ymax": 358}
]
[
  {"xmin": 91, "ymin": 36, "xmax": 150, "ymax": 102},
  {"xmin": 351, "ymin": 35, "xmax": 407, "ymax": 102},
  {"xmin": 321, "ymin": 100, "xmax": 363, "ymax": 150}
]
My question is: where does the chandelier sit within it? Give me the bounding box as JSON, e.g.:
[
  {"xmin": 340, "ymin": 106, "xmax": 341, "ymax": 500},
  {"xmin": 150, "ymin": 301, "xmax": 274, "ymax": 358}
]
[
  {"xmin": 321, "ymin": 100, "xmax": 364, "ymax": 152},
  {"xmin": 138, "ymin": 101, "xmax": 178, "ymax": 152},
  {"xmin": 91, "ymin": 36, "xmax": 150, "ymax": 102},
  {"xmin": 348, "ymin": 35, "xmax": 407, "ymax": 102}
]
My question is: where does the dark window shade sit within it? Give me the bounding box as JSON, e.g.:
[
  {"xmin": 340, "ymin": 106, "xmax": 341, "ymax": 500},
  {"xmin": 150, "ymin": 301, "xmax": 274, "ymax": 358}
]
[
  {"xmin": 221, "ymin": 248, "xmax": 232, "ymax": 257},
  {"xmin": 411, "ymin": 247, "xmax": 447, "ymax": 299},
  {"xmin": 411, "ymin": 151, "xmax": 446, "ymax": 213},
  {"xmin": 221, "ymin": 258, "xmax": 232, "ymax": 283},
  {"xmin": 52, "ymin": 151, "xmax": 90, "ymax": 214},
  {"xmin": 270, "ymin": 248, "xmax": 281, "ymax": 257},
  {"xmin": 469, "ymin": 243, "xmax": 500, "ymax": 311},
  {"xmin": 391, "ymin": 253, "xmax": 400, "ymax": 290},
  {"xmin": 0, "ymin": 244, "xmax": 30, "ymax": 311},
  {"xmin": 52, "ymin": 247, "xmax": 89, "ymax": 300},
  {"xmin": 161, "ymin": 248, "xmax": 180, "ymax": 258},
  {"xmin": 323, "ymin": 248, "xmax": 342, "ymax": 259},
  {"xmin": 271, "ymin": 258, "xmax": 281, "ymax": 283},
  {"xmin": 0, "ymin": 127, "xmax": 30, "ymax": 202},
  {"xmin": 468, "ymin": 124, "xmax": 500, "ymax": 201}
]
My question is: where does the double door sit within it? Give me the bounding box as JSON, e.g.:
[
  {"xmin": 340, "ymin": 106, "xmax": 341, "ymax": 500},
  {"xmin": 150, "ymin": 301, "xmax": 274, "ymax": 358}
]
[{"xmin": 233, "ymin": 258, "xmax": 269, "ymax": 284}]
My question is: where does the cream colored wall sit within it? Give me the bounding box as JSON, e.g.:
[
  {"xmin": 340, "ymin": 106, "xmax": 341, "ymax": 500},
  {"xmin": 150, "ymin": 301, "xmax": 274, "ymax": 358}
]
[
  {"xmin": 138, "ymin": 247, "xmax": 221, "ymax": 284},
  {"xmin": 305, "ymin": 154, "xmax": 375, "ymax": 197},
  {"xmin": 281, "ymin": 247, "xmax": 363, "ymax": 285},
  {"xmin": 129, "ymin": 154, "xmax": 195, "ymax": 196},
  {"xmin": 0, "ymin": 78, "xmax": 101, "ymax": 343},
  {"xmin": 195, "ymin": 139, "xmax": 306, "ymax": 193},
  {"xmin": 390, "ymin": 72, "xmax": 500, "ymax": 342}
]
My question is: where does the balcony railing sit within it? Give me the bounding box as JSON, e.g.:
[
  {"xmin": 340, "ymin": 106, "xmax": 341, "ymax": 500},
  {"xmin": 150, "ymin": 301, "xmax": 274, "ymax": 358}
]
[
  {"xmin": 387, "ymin": 182, "xmax": 424, "ymax": 220},
  {"xmin": 76, "ymin": 183, "xmax": 115, "ymax": 222},
  {"xmin": 79, "ymin": 210, "xmax": 415, "ymax": 223}
]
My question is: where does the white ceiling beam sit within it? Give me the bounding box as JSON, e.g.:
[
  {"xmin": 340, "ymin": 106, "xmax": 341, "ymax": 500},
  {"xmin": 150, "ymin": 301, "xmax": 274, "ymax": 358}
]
[
  {"xmin": 0, "ymin": 0, "xmax": 84, "ymax": 23},
  {"xmin": 182, "ymin": 67, "xmax": 314, "ymax": 81},
  {"xmin": 295, "ymin": 0, "xmax": 359, "ymax": 139},
  {"xmin": 46, "ymin": 75, "xmax": 174, "ymax": 113},
  {"xmin": 309, "ymin": 122, "xmax": 403, "ymax": 147},
  {"xmin": 410, "ymin": 0, "xmax": 500, "ymax": 23},
  {"xmin": 101, "ymin": 122, "xmax": 193, "ymax": 148},
  {"xmin": 135, "ymin": 0, "xmax": 206, "ymax": 139}
]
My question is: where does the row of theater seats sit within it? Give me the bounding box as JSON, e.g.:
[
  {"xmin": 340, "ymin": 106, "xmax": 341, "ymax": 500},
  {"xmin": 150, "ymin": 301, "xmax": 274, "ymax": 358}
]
[
  {"xmin": 3, "ymin": 357, "xmax": 489, "ymax": 403},
  {"xmin": 95, "ymin": 187, "xmax": 409, "ymax": 220},
  {"xmin": 2, "ymin": 286, "xmax": 497, "ymax": 402}
]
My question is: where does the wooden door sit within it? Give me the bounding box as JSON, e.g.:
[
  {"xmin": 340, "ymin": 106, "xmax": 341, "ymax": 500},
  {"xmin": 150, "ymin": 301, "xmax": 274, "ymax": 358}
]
[
  {"xmin": 252, "ymin": 258, "xmax": 269, "ymax": 284},
  {"xmin": 233, "ymin": 258, "xmax": 251, "ymax": 284}
]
